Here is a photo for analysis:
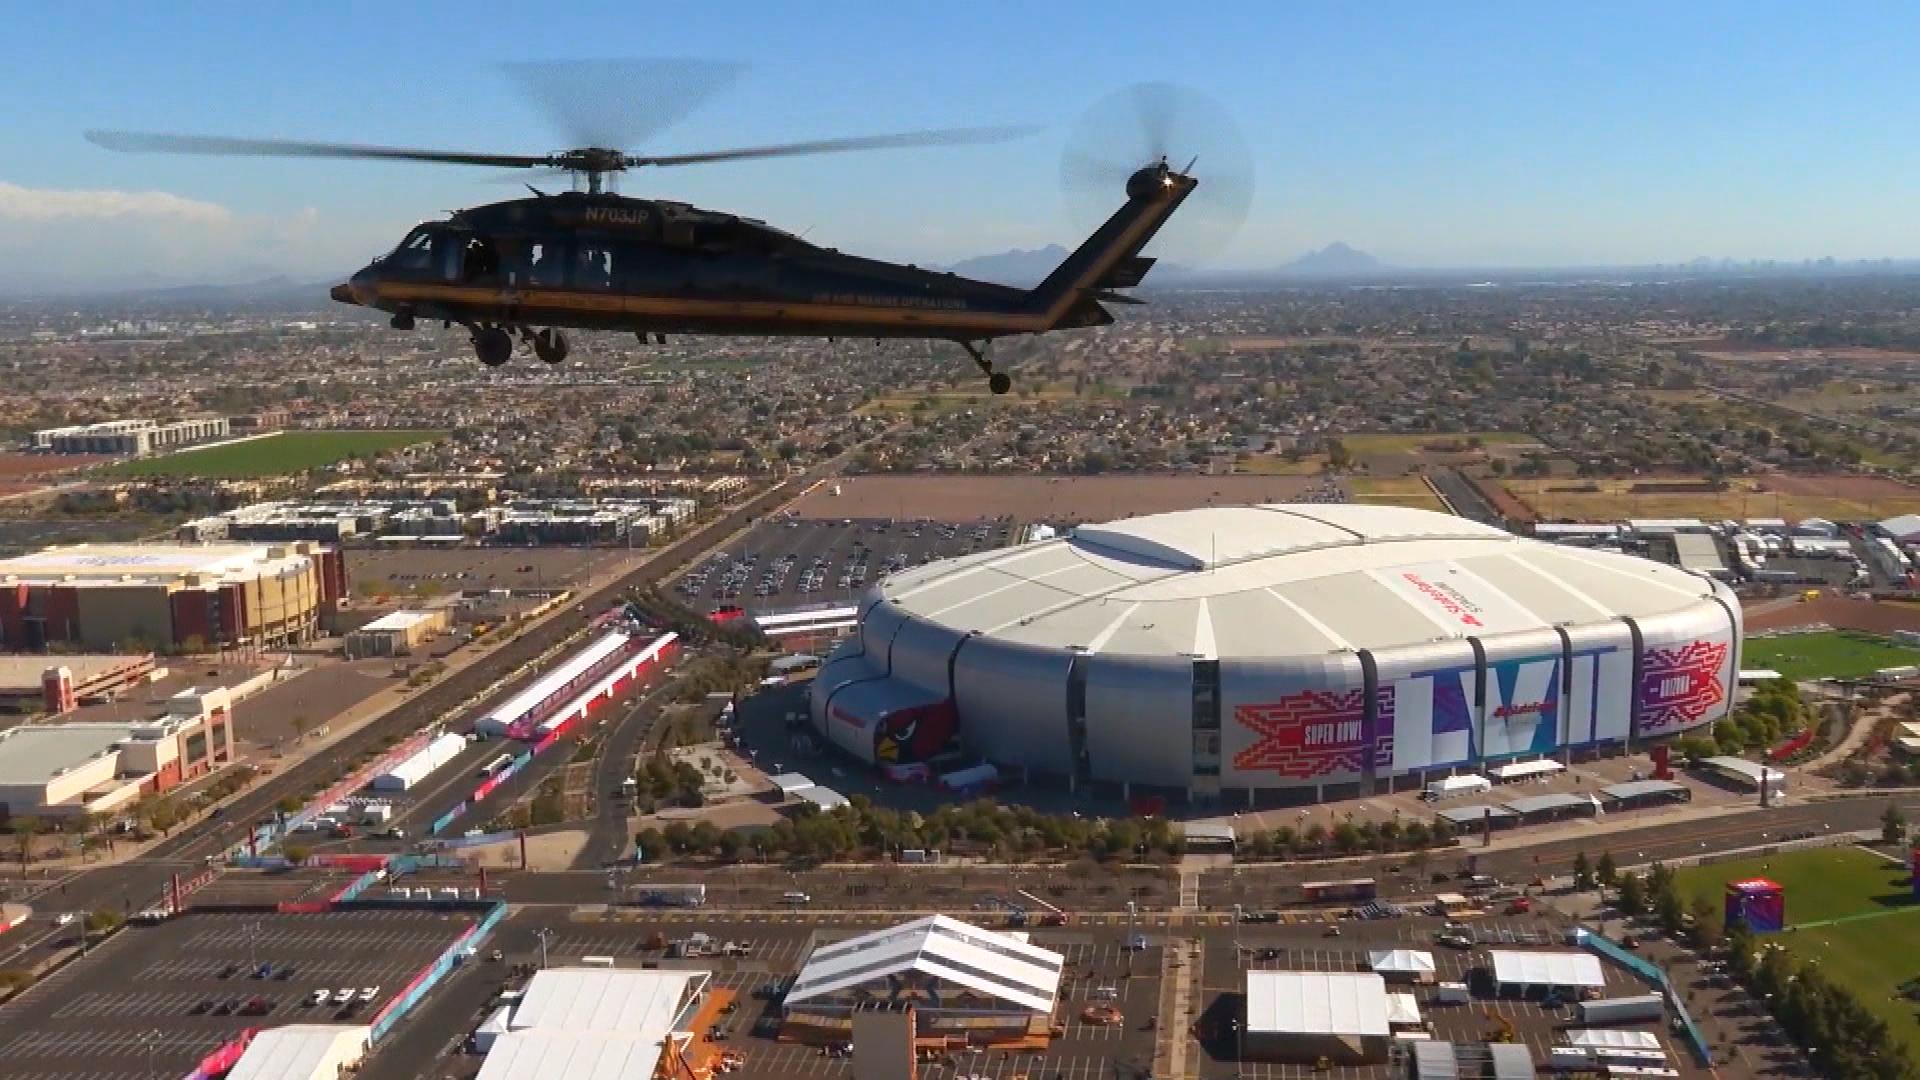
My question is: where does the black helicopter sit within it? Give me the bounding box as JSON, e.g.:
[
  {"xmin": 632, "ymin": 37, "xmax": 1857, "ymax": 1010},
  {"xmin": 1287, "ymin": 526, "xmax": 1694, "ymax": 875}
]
[{"xmin": 86, "ymin": 67, "xmax": 1227, "ymax": 393}]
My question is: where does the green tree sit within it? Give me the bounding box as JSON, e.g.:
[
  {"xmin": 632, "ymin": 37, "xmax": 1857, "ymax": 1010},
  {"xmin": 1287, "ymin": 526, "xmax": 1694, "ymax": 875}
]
[
  {"xmin": 1616, "ymin": 872, "xmax": 1646, "ymax": 916},
  {"xmin": 10, "ymin": 817, "xmax": 41, "ymax": 872},
  {"xmin": 84, "ymin": 910, "xmax": 123, "ymax": 935},
  {"xmin": 1572, "ymin": 851, "xmax": 1593, "ymax": 890},
  {"xmin": 1883, "ymin": 803, "xmax": 1908, "ymax": 845},
  {"xmin": 1332, "ymin": 822, "xmax": 1361, "ymax": 854},
  {"xmin": 635, "ymin": 827, "xmax": 667, "ymax": 862},
  {"xmin": 1595, "ymin": 851, "xmax": 1617, "ymax": 888},
  {"xmin": 282, "ymin": 844, "xmax": 311, "ymax": 865}
]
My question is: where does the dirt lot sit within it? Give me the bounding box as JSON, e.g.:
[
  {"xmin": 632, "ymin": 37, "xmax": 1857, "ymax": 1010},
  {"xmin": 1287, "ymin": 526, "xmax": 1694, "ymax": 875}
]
[
  {"xmin": 1745, "ymin": 596, "xmax": 1920, "ymax": 635},
  {"xmin": 342, "ymin": 546, "xmax": 633, "ymax": 599},
  {"xmin": 1504, "ymin": 473, "xmax": 1920, "ymax": 522},
  {"xmin": 794, "ymin": 475, "xmax": 1330, "ymax": 524},
  {"xmin": 0, "ymin": 452, "xmax": 108, "ymax": 478}
]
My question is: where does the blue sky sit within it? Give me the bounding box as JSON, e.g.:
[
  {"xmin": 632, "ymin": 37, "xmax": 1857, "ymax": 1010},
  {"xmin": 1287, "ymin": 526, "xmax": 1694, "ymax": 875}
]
[{"xmin": 5, "ymin": 1, "xmax": 1920, "ymax": 285}]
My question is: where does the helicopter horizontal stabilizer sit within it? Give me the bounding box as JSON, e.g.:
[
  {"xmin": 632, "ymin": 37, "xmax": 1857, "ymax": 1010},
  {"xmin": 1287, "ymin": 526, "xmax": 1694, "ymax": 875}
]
[
  {"xmin": 1092, "ymin": 290, "xmax": 1146, "ymax": 305},
  {"xmin": 1095, "ymin": 256, "xmax": 1156, "ymax": 290},
  {"xmin": 1024, "ymin": 162, "xmax": 1194, "ymax": 328}
]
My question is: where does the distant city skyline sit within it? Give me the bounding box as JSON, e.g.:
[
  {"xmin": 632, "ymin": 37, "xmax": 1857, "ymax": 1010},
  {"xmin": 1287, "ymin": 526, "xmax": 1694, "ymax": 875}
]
[{"xmin": 6, "ymin": 2, "xmax": 1920, "ymax": 290}]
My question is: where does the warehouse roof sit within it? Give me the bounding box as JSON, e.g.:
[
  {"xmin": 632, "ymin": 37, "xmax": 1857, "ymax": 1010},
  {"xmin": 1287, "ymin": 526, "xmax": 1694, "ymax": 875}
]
[
  {"xmin": 1600, "ymin": 779, "xmax": 1689, "ymax": 801},
  {"xmin": 1244, "ymin": 971, "xmax": 1391, "ymax": 1037},
  {"xmin": 876, "ymin": 505, "xmax": 1728, "ymax": 658},
  {"xmin": 0, "ymin": 542, "xmax": 315, "ymax": 586},
  {"xmin": 507, "ymin": 968, "xmax": 703, "ymax": 1035},
  {"xmin": 1503, "ymin": 793, "xmax": 1598, "ymax": 816},
  {"xmin": 476, "ymin": 1031, "xmax": 667, "ymax": 1080},
  {"xmin": 1488, "ymin": 950, "xmax": 1605, "ymax": 989},
  {"xmin": 224, "ymin": 1025, "xmax": 368, "ymax": 1080},
  {"xmin": 788, "ymin": 914, "xmax": 1063, "ymax": 1015},
  {"xmin": 0, "ymin": 723, "xmax": 143, "ymax": 786},
  {"xmin": 0, "ymin": 654, "xmax": 148, "ymax": 691},
  {"xmin": 1436, "ymin": 803, "xmax": 1518, "ymax": 826},
  {"xmin": 356, "ymin": 610, "xmax": 438, "ymax": 632}
]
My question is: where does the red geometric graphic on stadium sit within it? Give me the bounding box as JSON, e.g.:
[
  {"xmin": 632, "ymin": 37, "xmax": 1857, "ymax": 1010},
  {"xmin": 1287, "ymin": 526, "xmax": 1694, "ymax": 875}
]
[
  {"xmin": 1232, "ymin": 686, "xmax": 1394, "ymax": 779},
  {"xmin": 1638, "ymin": 640, "xmax": 1728, "ymax": 732}
]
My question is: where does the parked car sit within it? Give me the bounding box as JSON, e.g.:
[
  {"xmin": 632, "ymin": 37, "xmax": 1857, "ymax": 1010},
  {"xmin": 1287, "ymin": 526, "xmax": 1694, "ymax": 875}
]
[
  {"xmin": 52, "ymin": 912, "xmax": 75, "ymax": 928},
  {"xmin": 331, "ymin": 988, "xmax": 355, "ymax": 1005},
  {"xmin": 306, "ymin": 989, "xmax": 329, "ymax": 1006},
  {"xmin": 357, "ymin": 986, "xmax": 380, "ymax": 1004}
]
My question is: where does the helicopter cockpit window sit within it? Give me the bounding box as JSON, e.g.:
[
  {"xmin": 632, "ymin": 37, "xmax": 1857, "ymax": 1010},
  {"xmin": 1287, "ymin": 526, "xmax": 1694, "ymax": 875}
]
[{"xmin": 387, "ymin": 228, "xmax": 438, "ymax": 272}]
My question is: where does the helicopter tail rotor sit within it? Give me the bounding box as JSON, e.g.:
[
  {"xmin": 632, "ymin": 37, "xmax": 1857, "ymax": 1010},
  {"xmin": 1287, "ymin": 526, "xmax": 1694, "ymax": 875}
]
[{"xmin": 1060, "ymin": 82, "xmax": 1253, "ymax": 267}]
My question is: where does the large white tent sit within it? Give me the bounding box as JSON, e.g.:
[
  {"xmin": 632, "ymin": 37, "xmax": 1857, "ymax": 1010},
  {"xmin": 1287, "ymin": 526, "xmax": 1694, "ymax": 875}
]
[
  {"xmin": 787, "ymin": 914, "xmax": 1062, "ymax": 1018},
  {"xmin": 1487, "ymin": 950, "xmax": 1606, "ymax": 993}
]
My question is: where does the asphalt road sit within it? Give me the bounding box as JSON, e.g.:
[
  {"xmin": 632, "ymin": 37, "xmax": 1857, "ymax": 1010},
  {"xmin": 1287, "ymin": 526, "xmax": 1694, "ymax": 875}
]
[
  {"xmin": 575, "ymin": 670, "xmax": 692, "ymax": 869},
  {"xmin": 3, "ymin": 458, "xmax": 849, "ymax": 969}
]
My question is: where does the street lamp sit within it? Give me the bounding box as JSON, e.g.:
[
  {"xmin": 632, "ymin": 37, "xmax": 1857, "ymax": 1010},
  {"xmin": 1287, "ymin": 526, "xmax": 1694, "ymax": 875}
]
[
  {"xmin": 141, "ymin": 1029, "xmax": 161, "ymax": 1080},
  {"xmin": 534, "ymin": 927, "xmax": 553, "ymax": 969}
]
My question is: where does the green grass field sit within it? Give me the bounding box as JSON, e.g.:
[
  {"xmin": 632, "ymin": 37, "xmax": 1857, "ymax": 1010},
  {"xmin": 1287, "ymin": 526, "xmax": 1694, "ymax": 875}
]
[
  {"xmin": 1676, "ymin": 846, "xmax": 1920, "ymax": 1053},
  {"xmin": 1743, "ymin": 630, "xmax": 1920, "ymax": 682},
  {"xmin": 104, "ymin": 430, "xmax": 446, "ymax": 479}
]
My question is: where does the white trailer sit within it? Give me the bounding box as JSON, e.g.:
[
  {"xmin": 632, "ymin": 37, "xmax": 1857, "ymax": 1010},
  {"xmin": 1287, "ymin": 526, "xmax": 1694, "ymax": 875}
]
[{"xmin": 1577, "ymin": 994, "xmax": 1664, "ymax": 1024}]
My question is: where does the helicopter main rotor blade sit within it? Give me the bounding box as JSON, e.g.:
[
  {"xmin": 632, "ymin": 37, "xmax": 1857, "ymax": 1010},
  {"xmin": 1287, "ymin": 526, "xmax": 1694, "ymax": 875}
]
[
  {"xmin": 628, "ymin": 125, "xmax": 1037, "ymax": 168},
  {"xmin": 501, "ymin": 58, "xmax": 746, "ymax": 152},
  {"xmin": 84, "ymin": 130, "xmax": 552, "ymax": 170}
]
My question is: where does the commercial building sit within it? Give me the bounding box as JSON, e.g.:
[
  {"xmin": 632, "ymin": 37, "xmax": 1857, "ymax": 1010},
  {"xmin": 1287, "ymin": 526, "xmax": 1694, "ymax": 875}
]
[
  {"xmin": 812, "ymin": 505, "xmax": 1739, "ymax": 804},
  {"xmin": 0, "ymin": 691, "xmax": 237, "ymax": 817},
  {"xmin": 474, "ymin": 968, "xmax": 710, "ymax": 1080},
  {"xmin": 223, "ymin": 1025, "xmax": 369, "ymax": 1080},
  {"xmin": 0, "ymin": 542, "xmax": 347, "ymax": 652},
  {"xmin": 33, "ymin": 417, "xmax": 231, "ymax": 456},
  {"xmin": 1242, "ymin": 971, "xmax": 1392, "ymax": 1065},
  {"xmin": 784, "ymin": 914, "xmax": 1063, "ymax": 1045},
  {"xmin": 344, "ymin": 609, "xmax": 451, "ymax": 658},
  {"xmin": 0, "ymin": 653, "xmax": 157, "ymax": 714}
]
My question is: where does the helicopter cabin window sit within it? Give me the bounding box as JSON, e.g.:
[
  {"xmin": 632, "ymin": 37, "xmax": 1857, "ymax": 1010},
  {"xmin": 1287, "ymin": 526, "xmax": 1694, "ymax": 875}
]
[
  {"xmin": 573, "ymin": 244, "xmax": 615, "ymax": 290},
  {"xmin": 461, "ymin": 236, "xmax": 502, "ymax": 283},
  {"xmin": 524, "ymin": 241, "xmax": 569, "ymax": 287}
]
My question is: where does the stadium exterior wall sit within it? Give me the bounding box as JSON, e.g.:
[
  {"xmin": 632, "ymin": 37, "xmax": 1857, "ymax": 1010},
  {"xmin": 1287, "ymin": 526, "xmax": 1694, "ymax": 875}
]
[{"xmin": 809, "ymin": 509, "xmax": 1742, "ymax": 802}]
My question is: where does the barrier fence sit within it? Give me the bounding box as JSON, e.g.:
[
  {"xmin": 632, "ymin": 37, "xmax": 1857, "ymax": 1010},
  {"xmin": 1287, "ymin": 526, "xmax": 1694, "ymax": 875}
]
[
  {"xmin": 179, "ymin": 1027, "xmax": 256, "ymax": 1080},
  {"xmin": 367, "ymin": 902, "xmax": 508, "ymax": 1044},
  {"xmin": 1575, "ymin": 927, "xmax": 1713, "ymax": 1066}
]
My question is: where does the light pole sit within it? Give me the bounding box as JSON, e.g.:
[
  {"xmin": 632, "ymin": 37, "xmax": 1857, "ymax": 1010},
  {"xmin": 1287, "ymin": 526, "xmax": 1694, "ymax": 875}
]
[
  {"xmin": 141, "ymin": 1028, "xmax": 161, "ymax": 1080},
  {"xmin": 534, "ymin": 927, "xmax": 553, "ymax": 969}
]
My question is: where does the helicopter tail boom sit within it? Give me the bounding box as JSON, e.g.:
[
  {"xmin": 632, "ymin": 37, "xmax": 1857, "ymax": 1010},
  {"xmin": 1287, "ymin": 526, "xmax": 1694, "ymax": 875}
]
[{"xmin": 1025, "ymin": 161, "xmax": 1195, "ymax": 327}]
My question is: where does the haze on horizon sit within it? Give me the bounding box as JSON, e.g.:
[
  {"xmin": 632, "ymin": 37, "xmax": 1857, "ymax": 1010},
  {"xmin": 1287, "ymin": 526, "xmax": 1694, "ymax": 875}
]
[{"xmin": 5, "ymin": 1, "xmax": 1920, "ymax": 292}]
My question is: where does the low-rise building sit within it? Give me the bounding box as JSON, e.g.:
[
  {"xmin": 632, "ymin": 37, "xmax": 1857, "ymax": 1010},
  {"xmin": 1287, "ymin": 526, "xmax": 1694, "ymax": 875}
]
[
  {"xmin": 0, "ymin": 653, "xmax": 157, "ymax": 715},
  {"xmin": 344, "ymin": 609, "xmax": 451, "ymax": 658},
  {"xmin": 0, "ymin": 690, "xmax": 236, "ymax": 817}
]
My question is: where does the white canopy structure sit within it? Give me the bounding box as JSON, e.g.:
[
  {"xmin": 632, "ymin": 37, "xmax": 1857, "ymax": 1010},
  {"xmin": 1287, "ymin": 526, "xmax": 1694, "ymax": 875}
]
[
  {"xmin": 1386, "ymin": 993, "xmax": 1423, "ymax": 1028},
  {"xmin": 787, "ymin": 914, "xmax": 1063, "ymax": 1017},
  {"xmin": 1565, "ymin": 1028, "xmax": 1663, "ymax": 1051},
  {"xmin": 225, "ymin": 1025, "xmax": 369, "ymax": 1080},
  {"xmin": 1368, "ymin": 949, "xmax": 1438, "ymax": 979},
  {"xmin": 1488, "ymin": 950, "xmax": 1605, "ymax": 991},
  {"xmin": 474, "ymin": 969, "xmax": 709, "ymax": 1080},
  {"xmin": 1488, "ymin": 758, "xmax": 1564, "ymax": 782},
  {"xmin": 1245, "ymin": 971, "xmax": 1391, "ymax": 1037}
]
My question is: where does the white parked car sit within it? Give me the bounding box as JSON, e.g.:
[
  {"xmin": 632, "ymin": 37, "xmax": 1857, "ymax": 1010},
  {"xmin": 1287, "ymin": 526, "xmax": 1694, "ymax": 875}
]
[
  {"xmin": 307, "ymin": 988, "xmax": 329, "ymax": 1006},
  {"xmin": 357, "ymin": 986, "xmax": 379, "ymax": 1004},
  {"xmin": 331, "ymin": 987, "xmax": 355, "ymax": 1005}
]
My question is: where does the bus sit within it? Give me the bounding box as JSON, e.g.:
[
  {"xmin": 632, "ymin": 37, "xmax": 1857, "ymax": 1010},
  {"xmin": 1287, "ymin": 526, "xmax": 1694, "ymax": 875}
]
[{"xmin": 477, "ymin": 753, "xmax": 513, "ymax": 778}]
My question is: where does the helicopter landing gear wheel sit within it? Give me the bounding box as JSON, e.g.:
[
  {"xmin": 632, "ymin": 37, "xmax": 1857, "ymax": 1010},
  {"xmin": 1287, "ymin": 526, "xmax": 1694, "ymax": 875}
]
[
  {"xmin": 533, "ymin": 329, "xmax": 570, "ymax": 365},
  {"xmin": 473, "ymin": 326, "xmax": 513, "ymax": 367},
  {"xmin": 960, "ymin": 340, "xmax": 1011, "ymax": 395}
]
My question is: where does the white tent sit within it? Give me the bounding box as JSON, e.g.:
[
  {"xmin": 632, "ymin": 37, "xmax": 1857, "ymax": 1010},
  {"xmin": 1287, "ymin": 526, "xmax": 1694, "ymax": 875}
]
[
  {"xmin": 1565, "ymin": 1028, "xmax": 1663, "ymax": 1051},
  {"xmin": 1245, "ymin": 971, "xmax": 1391, "ymax": 1037},
  {"xmin": 1488, "ymin": 950, "xmax": 1605, "ymax": 991},
  {"xmin": 1368, "ymin": 949, "xmax": 1437, "ymax": 981},
  {"xmin": 1385, "ymin": 993, "xmax": 1423, "ymax": 1029}
]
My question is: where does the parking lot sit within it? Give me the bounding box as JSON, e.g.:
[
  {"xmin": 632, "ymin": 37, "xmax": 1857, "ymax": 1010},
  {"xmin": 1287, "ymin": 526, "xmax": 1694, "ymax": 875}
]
[
  {"xmin": 673, "ymin": 516, "xmax": 1019, "ymax": 613},
  {"xmin": 0, "ymin": 908, "xmax": 478, "ymax": 1077}
]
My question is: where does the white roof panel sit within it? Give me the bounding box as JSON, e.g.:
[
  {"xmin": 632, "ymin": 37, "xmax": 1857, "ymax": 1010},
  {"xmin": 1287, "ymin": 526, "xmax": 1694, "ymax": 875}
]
[
  {"xmin": 482, "ymin": 631, "xmax": 631, "ymax": 728},
  {"xmin": 508, "ymin": 968, "xmax": 700, "ymax": 1034},
  {"xmin": 476, "ymin": 1031, "xmax": 664, "ymax": 1080},
  {"xmin": 788, "ymin": 915, "xmax": 1062, "ymax": 1015},
  {"xmin": 1368, "ymin": 949, "xmax": 1437, "ymax": 975},
  {"xmin": 880, "ymin": 505, "xmax": 1726, "ymax": 658},
  {"xmin": 1488, "ymin": 950, "xmax": 1605, "ymax": 989},
  {"xmin": 1565, "ymin": 1028, "xmax": 1663, "ymax": 1050},
  {"xmin": 1387, "ymin": 992, "xmax": 1424, "ymax": 1026},
  {"xmin": 1245, "ymin": 971, "xmax": 1390, "ymax": 1036},
  {"xmin": 225, "ymin": 1025, "xmax": 369, "ymax": 1080}
]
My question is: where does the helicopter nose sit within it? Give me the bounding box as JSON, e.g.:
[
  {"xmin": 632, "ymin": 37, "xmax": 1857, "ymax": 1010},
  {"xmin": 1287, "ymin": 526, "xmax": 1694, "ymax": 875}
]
[{"xmin": 329, "ymin": 283, "xmax": 356, "ymax": 305}]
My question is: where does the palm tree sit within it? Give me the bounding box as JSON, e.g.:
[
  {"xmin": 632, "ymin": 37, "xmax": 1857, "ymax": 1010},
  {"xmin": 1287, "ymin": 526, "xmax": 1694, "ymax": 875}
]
[{"xmin": 11, "ymin": 816, "xmax": 42, "ymax": 872}]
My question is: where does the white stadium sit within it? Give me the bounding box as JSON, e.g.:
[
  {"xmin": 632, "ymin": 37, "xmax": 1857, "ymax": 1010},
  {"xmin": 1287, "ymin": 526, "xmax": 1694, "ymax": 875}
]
[{"xmin": 809, "ymin": 505, "xmax": 1740, "ymax": 804}]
